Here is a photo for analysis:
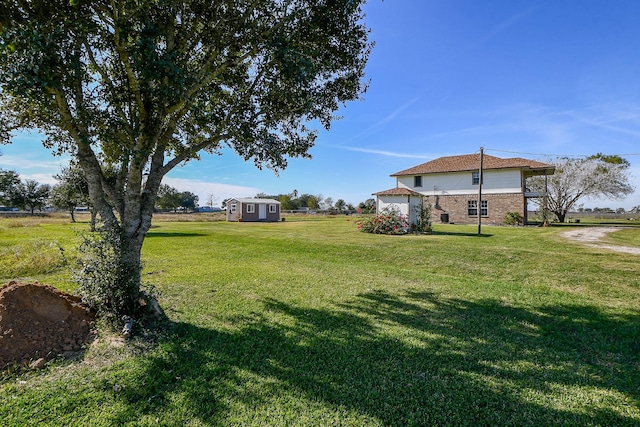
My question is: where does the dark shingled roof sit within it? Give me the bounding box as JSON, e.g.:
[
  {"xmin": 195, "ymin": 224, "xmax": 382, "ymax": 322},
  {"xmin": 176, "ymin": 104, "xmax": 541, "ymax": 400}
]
[
  {"xmin": 372, "ymin": 187, "xmax": 423, "ymax": 196},
  {"xmin": 391, "ymin": 154, "xmax": 555, "ymax": 176}
]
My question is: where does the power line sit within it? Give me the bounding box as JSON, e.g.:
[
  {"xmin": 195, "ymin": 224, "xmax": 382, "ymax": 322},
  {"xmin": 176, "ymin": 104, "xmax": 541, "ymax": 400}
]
[{"xmin": 485, "ymin": 148, "xmax": 640, "ymax": 158}]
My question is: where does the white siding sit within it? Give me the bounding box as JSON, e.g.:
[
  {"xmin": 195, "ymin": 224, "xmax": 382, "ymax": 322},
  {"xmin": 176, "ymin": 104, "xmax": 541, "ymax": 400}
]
[
  {"xmin": 398, "ymin": 169, "xmax": 523, "ymax": 195},
  {"xmin": 377, "ymin": 196, "xmax": 409, "ymax": 215},
  {"xmin": 376, "ymin": 195, "xmax": 422, "ymax": 225}
]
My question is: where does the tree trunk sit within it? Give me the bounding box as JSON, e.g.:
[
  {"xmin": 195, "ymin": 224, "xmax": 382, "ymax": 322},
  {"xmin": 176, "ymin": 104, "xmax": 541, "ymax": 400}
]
[
  {"xmin": 90, "ymin": 208, "xmax": 97, "ymax": 231},
  {"xmin": 70, "ymin": 208, "xmax": 76, "ymax": 222},
  {"xmin": 71, "ymin": 119, "xmax": 164, "ymax": 317},
  {"xmin": 115, "ymin": 180, "xmax": 156, "ymax": 315},
  {"xmin": 117, "ymin": 235, "xmax": 144, "ymax": 315}
]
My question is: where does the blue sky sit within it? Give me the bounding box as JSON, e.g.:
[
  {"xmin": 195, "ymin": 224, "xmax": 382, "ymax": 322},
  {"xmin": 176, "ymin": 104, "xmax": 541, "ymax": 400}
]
[{"xmin": 2, "ymin": 0, "xmax": 640, "ymax": 209}]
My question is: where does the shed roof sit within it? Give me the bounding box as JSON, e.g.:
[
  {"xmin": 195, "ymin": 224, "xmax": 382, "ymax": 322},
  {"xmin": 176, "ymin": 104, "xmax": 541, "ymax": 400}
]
[
  {"xmin": 392, "ymin": 154, "xmax": 555, "ymax": 176},
  {"xmin": 231, "ymin": 198, "xmax": 281, "ymax": 204}
]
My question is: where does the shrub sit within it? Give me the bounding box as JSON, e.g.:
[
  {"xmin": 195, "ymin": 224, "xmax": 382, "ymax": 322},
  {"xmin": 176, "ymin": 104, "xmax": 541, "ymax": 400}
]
[
  {"xmin": 356, "ymin": 207, "xmax": 409, "ymax": 235},
  {"xmin": 503, "ymin": 211, "xmax": 523, "ymax": 225},
  {"xmin": 412, "ymin": 199, "xmax": 433, "ymax": 233},
  {"xmin": 74, "ymin": 228, "xmax": 140, "ymax": 321}
]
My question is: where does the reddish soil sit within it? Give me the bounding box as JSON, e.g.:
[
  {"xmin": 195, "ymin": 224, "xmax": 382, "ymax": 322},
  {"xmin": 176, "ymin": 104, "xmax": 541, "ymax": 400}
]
[{"xmin": 0, "ymin": 281, "xmax": 95, "ymax": 370}]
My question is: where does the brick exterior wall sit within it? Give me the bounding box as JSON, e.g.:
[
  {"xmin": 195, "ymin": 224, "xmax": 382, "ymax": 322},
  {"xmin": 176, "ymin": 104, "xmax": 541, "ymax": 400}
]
[{"xmin": 425, "ymin": 193, "xmax": 525, "ymax": 225}]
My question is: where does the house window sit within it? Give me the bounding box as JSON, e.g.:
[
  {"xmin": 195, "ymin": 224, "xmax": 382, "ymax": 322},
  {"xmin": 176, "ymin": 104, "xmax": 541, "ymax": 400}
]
[
  {"xmin": 269, "ymin": 204, "xmax": 277, "ymax": 213},
  {"xmin": 467, "ymin": 200, "xmax": 488, "ymax": 216},
  {"xmin": 472, "ymin": 171, "xmax": 480, "ymax": 185},
  {"xmin": 246, "ymin": 203, "xmax": 255, "ymax": 213},
  {"xmin": 230, "ymin": 203, "xmax": 237, "ymax": 214},
  {"xmin": 467, "ymin": 200, "xmax": 477, "ymax": 216},
  {"xmin": 414, "ymin": 176, "xmax": 423, "ymax": 187}
]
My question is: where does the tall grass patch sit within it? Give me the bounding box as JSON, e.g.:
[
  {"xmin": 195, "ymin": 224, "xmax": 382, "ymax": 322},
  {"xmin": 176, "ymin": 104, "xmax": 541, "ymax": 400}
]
[
  {"xmin": 0, "ymin": 216, "xmax": 84, "ymax": 287},
  {"xmin": 0, "ymin": 239, "xmax": 67, "ymax": 278}
]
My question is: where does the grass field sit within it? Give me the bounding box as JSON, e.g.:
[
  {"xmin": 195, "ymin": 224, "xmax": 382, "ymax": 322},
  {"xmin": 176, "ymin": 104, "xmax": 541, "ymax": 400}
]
[{"xmin": 1, "ymin": 215, "xmax": 639, "ymax": 426}]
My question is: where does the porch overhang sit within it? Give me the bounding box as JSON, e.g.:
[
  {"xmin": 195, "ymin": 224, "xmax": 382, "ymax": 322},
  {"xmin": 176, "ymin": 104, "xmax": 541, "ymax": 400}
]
[{"xmin": 522, "ymin": 166, "xmax": 556, "ymax": 178}]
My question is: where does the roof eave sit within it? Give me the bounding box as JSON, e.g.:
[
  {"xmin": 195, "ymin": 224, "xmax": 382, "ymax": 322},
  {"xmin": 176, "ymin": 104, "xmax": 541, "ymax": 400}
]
[
  {"xmin": 523, "ymin": 166, "xmax": 556, "ymax": 177},
  {"xmin": 393, "ymin": 165, "xmax": 556, "ymax": 177}
]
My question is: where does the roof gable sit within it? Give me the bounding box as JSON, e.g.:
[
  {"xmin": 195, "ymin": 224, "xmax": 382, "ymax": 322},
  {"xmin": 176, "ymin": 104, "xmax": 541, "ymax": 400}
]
[
  {"xmin": 372, "ymin": 187, "xmax": 422, "ymax": 196},
  {"xmin": 392, "ymin": 154, "xmax": 554, "ymax": 176}
]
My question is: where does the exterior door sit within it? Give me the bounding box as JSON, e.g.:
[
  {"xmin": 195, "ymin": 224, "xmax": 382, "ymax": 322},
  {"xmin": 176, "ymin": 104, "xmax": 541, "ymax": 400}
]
[{"xmin": 258, "ymin": 203, "xmax": 267, "ymax": 220}]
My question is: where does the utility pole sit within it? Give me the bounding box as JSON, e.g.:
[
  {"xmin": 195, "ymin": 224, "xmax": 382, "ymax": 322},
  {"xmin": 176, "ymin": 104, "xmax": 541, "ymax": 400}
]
[
  {"xmin": 542, "ymin": 173, "xmax": 549, "ymax": 227},
  {"xmin": 477, "ymin": 147, "xmax": 484, "ymax": 236}
]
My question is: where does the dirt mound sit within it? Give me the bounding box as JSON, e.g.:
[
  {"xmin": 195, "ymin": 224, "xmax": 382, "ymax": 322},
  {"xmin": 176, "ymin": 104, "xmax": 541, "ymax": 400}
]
[{"xmin": 0, "ymin": 281, "xmax": 95, "ymax": 370}]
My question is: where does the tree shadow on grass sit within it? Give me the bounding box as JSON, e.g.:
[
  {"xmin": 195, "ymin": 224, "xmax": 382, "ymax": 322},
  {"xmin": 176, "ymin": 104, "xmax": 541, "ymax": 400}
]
[
  {"xmin": 106, "ymin": 291, "xmax": 640, "ymax": 425},
  {"xmin": 145, "ymin": 232, "xmax": 206, "ymax": 238},
  {"xmin": 432, "ymin": 230, "xmax": 493, "ymax": 237}
]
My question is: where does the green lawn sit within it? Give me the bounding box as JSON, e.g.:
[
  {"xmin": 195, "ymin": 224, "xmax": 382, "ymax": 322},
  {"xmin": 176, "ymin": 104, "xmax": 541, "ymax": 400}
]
[{"xmin": 1, "ymin": 216, "xmax": 639, "ymax": 426}]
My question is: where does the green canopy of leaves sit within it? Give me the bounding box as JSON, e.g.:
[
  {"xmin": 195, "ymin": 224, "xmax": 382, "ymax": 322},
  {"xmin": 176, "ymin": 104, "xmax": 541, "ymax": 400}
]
[{"xmin": 0, "ymin": 0, "xmax": 372, "ymax": 315}]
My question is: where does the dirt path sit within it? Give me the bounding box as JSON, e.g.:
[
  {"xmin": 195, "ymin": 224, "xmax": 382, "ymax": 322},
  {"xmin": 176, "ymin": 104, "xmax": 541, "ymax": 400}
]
[{"xmin": 560, "ymin": 227, "xmax": 640, "ymax": 255}]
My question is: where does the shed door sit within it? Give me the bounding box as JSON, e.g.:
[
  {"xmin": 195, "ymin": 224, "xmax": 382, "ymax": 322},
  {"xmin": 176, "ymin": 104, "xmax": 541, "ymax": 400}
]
[{"xmin": 259, "ymin": 203, "xmax": 267, "ymax": 220}]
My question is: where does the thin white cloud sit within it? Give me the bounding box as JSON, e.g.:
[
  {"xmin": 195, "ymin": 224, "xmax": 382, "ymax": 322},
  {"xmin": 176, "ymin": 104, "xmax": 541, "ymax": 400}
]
[
  {"xmin": 20, "ymin": 173, "xmax": 59, "ymax": 185},
  {"xmin": 427, "ymin": 108, "xmax": 573, "ymax": 147},
  {"xmin": 341, "ymin": 97, "xmax": 422, "ymax": 144},
  {"xmin": 0, "ymin": 153, "xmax": 70, "ymax": 185},
  {"xmin": 327, "ymin": 144, "xmax": 433, "ymax": 159},
  {"xmin": 0, "ymin": 154, "xmax": 70, "ymax": 172},
  {"xmin": 467, "ymin": 7, "xmax": 536, "ymax": 50},
  {"xmin": 374, "ymin": 97, "xmax": 421, "ymax": 127},
  {"xmin": 564, "ymin": 105, "xmax": 640, "ymax": 139}
]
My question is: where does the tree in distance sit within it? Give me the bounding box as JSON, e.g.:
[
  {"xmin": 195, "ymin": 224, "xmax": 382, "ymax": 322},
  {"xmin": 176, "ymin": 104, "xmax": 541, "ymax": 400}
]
[
  {"xmin": 0, "ymin": 1, "xmax": 372, "ymax": 316},
  {"xmin": 358, "ymin": 198, "xmax": 376, "ymax": 213},
  {"xmin": 155, "ymin": 184, "xmax": 198, "ymax": 212},
  {"xmin": 14, "ymin": 179, "xmax": 51, "ymax": 214},
  {"xmin": 155, "ymin": 184, "xmax": 182, "ymax": 212},
  {"xmin": 0, "ymin": 169, "xmax": 21, "ymax": 207},
  {"xmin": 528, "ymin": 154, "xmax": 635, "ymax": 223},
  {"xmin": 0, "ymin": 169, "xmax": 51, "ymax": 213},
  {"xmin": 51, "ymin": 162, "xmax": 92, "ymax": 223}
]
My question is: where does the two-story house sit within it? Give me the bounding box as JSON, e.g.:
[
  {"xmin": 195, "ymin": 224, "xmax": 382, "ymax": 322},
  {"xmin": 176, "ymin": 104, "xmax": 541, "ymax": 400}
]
[{"xmin": 373, "ymin": 153, "xmax": 555, "ymax": 225}]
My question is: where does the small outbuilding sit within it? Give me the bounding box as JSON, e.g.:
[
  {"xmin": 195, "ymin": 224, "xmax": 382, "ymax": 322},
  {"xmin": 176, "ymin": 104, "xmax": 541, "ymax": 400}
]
[{"xmin": 226, "ymin": 198, "xmax": 281, "ymax": 222}]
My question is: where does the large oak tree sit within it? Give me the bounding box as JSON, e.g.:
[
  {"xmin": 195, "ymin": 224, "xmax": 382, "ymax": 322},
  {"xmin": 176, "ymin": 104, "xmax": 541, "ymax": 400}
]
[
  {"xmin": 528, "ymin": 154, "xmax": 634, "ymax": 223},
  {"xmin": 0, "ymin": 0, "xmax": 372, "ymax": 315}
]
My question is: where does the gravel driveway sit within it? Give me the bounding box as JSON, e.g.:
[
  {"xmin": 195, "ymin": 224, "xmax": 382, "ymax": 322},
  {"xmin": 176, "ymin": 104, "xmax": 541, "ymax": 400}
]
[{"xmin": 560, "ymin": 227, "xmax": 640, "ymax": 255}]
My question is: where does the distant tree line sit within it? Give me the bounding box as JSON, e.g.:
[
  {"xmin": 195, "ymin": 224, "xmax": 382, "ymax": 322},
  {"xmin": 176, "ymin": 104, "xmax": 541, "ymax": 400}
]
[
  {"xmin": 0, "ymin": 168, "xmax": 52, "ymax": 214},
  {"xmin": 576, "ymin": 207, "xmax": 629, "ymax": 214},
  {"xmin": 155, "ymin": 184, "xmax": 199, "ymax": 212},
  {"xmin": 228, "ymin": 190, "xmax": 377, "ymax": 214},
  {"xmin": 0, "ymin": 164, "xmax": 199, "ymax": 217},
  {"xmin": 1, "ymin": 166, "xmax": 379, "ymax": 218}
]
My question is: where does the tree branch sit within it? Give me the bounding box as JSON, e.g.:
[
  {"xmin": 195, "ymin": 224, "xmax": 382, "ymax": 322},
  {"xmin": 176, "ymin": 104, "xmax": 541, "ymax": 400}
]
[
  {"xmin": 82, "ymin": 38, "xmax": 134, "ymax": 135},
  {"xmin": 48, "ymin": 86, "xmax": 119, "ymax": 228},
  {"xmin": 111, "ymin": 0, "xmax": 147, "ymax": 127}
]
